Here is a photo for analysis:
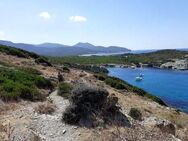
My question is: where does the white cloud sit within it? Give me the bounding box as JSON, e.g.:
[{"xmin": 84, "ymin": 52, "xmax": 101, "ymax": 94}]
[
  {"xmin": 39, "ymin": 12, "xmax": 51, "ymax": 20},
  {"xmin": 69, "ymin": 16, "xmax": 87, "ymax": 22}
]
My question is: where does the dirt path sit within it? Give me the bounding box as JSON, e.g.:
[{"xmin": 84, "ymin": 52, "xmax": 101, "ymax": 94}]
[
  {"xmin": 0, "ymin": 90, "xmax": 87, "ymax": 141},
  {"xmin": 29, "ymin": 90, "xmax": 84, "ymax": 141}
]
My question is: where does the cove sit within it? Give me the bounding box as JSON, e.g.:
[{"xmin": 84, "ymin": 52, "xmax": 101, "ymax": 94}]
[{"xmin": 108, "ymin": 67, "xmax": 188, "ymax": 113}]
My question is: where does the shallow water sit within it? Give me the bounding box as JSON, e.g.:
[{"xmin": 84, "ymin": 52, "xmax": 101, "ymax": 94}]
[{"xmin": 108, "ymin": 67, "xmax": 188, "ymax": 113}]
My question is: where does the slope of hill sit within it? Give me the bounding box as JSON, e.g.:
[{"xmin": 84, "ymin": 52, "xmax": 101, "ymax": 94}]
[
  {"xmin": 0, "ymin": 45, "xmax": 188, "ymax": 141},
  {"xmin": 0, "ymin": 40, "xmax": 130, "ymax": 56}
]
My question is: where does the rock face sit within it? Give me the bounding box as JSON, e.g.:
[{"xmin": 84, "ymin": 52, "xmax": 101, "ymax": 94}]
[
  {"xmin": 160, "ymin": 59, "xmax": 188, "ymax": 70},
  {"xmin": 156, "ymin": 121, "xmax": 176, "ymax": 135},
  {"xmin": 141, "ymin": 117, "xmax": 176, "ymax": 135}
]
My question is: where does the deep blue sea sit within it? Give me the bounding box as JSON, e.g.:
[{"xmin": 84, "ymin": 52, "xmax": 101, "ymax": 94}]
[{"xmin": 108, "ymin": 68, "xmax": 188, "ymax": 113}]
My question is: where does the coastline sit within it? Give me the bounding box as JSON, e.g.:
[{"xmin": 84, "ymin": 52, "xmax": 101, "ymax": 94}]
[
  {"xmin": 107, "ymin": 67, "xmax": 188, "ymax": 114},
  {"xmin": 101, "ymin": 63, "xmax": 188, "ymax": 71}
]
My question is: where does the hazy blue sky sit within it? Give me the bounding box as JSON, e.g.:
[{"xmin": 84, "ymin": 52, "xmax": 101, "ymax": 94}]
[{"xmin": 0, "ymin": 0, "xmax": 188, "ymax": 50}]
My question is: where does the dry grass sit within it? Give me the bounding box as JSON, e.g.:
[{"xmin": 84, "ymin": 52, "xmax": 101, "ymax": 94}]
[
  {"xmin": 84, "ymin": 125, "xmax": 175, "ymax": 141},
  {"xmin": 0, "ymin": 103, "xmax": 17, "ymax": 115},
  {"xmin": 0, "ymin": 122, "xmax": 15, "ymax": 141},
  {"xmin": 35, "ymin": 102, "xmax": 56, "ymax": 115}
]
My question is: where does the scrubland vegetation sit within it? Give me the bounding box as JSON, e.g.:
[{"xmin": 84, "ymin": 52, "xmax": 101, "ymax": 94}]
[
  {"xmin": 94, "ymin": 73, "xmax": 167, "ymax": 106},
  {"xmin": 0, "ymin": 67, "xmax": 53, "ymax": 101},
  {"xmin": 0, "ymin": 44, "xmax": 52, "ymax": 66},
  {"xmin": 129, "ymin": 108, "xmax": 142, "ymax": 121},
  {"xmin": 58, "ymin": 82, "xmax": 73, "ymax": 99},
  {"xmin": 1, "ymin": 44, "xmax": 188, "ymax": 141},
  {"xmin": 63, "ymin": 63, "xmax": 109, "ymax": 73},
  {"xmin": 62, "ymin": 84, "xmax": 129, "ymax": 127},
  {"xmin": 62, "ymin": 66, "xmax": 70, "ymax": 73},
  {"xmin": 49, "ymin": 49, "xmax": 188, "ymax": 67}
]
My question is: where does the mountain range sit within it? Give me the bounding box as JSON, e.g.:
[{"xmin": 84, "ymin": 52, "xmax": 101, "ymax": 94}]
[{"xmin": 0, "ymin": 40, "xmax": 130, "ymax": 56}]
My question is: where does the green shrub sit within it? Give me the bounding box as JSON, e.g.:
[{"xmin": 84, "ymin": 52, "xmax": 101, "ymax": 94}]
[
  {"xmin": 62, "ymin": 84, "xmax": 129, "ymax": 127},
  {"xmin": 104, "ymin": 77, "xmax": 128, "ymax": 90},
  {"xmin": 58, "ymin": 82, "xmax": 72, "ymax": 99},
  {"xmin": 35, "ymin": 57, "xmax": 52, "ymax": 66},
  {"xmin": 129, "ymin": 108, "xmax": 142, "ymax": 120},
  {"xmin": 94, "ymin": 74, "xmax": 106, "ymax": 81},
  {"xmin": 19, "ymin": 67, "xmax": 42, "ymax": 75},
  {"xmin": 65, "ymin": 63, "xmax": 109, "ymax": 74},
  {"xmin": 0, "ymin": 91, "xmax": 20, "ymax": 101},
  {"xmin": 0, "ymin": 44, "xmax": 44, "ymax": 60},
  {"xmin": 0, "ymin": 67, "xmax": 53, "ymax": 101},
  {"xmin": 62, "ymin": 66, "xmax": 70, "ymax": 73},
  {"xmin": 34, "ymin": 77, "xmax": 53, "ymax": 89},
  {"xmin": 0, "ymin": 45, "xmax": 27, "ymax": 58},
  {"xmin": 115, "ymin": 83, "xmax": 126, "ymax": 89},
  {"xmin": 19, "ymin": 86, "xmax": 44, "ymax": 101},
  {"xmin": 105, "ymin": 77, "xmax": 117, "ymax": 87}
]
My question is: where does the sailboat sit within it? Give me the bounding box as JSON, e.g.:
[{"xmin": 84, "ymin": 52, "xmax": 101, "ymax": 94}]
[
  {"xmin": 135, "ymin": 73, "xmax": 144, "ymax": 81},
  {"xmin": 135, "ymin": 76, "xmax": 143, "ymax": 81}
]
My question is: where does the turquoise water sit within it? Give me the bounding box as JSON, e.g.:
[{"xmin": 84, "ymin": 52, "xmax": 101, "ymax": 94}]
[{"xmin": 108, "ymin": 68, "xmax": 188, "ymax": 113}]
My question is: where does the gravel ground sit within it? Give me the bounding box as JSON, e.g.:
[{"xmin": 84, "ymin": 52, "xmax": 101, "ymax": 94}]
[
  {"xmin": 0, "ymin": 90, "xmax": 85, "ymax": 141},
  {"xmin": 29, "ymin": 90, "xmax": 83, "ymax": 141}
]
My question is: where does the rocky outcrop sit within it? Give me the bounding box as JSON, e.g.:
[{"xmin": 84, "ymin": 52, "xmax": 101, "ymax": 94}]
[
  {"xmin": 141, "ymin": 117, "xmax": 176, "ymax": 135},
  {"xmin": 160, "ymin": 59, "xmax": 188, "ymax": 70}
]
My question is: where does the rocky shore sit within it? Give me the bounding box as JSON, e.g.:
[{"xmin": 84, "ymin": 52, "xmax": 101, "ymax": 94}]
[
  {"xmin": 101, "ymin": 58, "xmax": 188, "ymax": 71},
  {"xmin": 161, "ymin": 59, "xmax": 188, "ymax": 70}
]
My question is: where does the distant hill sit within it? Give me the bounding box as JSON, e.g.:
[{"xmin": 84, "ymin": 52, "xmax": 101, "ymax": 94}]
[
  {"xmin": 0, "ymin": 40, "xmax": 130, "ymax": 56},
  {"xmin": 74, "ymin": 42, "xmax": 129, "ymax": 53}
]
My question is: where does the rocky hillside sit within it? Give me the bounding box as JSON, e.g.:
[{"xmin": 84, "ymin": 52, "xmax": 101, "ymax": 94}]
[
  {"xmin": 0, "ymin": 45, "xmax": 188, "ymax": 141},
  {"xmin": 161, "ymin": 59, "xmax": 188, "ymax": 70}
]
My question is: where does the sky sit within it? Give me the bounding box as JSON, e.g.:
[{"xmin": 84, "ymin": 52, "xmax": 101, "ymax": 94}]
[{"xmin": 0, "ymin": 0, "xmax": 188, "ymax": 50}]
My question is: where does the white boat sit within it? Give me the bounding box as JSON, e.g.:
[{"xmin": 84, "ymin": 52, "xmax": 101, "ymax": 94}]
[
  {"xmin": 135, "ymin": 76, "xmax": 143, "ymax": 81},
  {"xmin": 131, "ymin": 66, "xmax": 136, "ymax": 69}
]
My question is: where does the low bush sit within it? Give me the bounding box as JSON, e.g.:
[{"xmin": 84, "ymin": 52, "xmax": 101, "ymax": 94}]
[
  {"xmin": 62, "ymin": 84, "xmax": 129, "ymax": 127},
  {"xmin": 94, "ymin": 73, "xmax": 106, "ymax": 81},
  {"xmin": 0, "ymin": 45, "xmax": 27, "ymax": 58},
  {"xmin": 19, "ymin": 67, "xmax": 42, "ymax": 75},
  {"xmin": 66, "ymin": 63, "xmax": 109, "ymax": 74},
  {"xmin": 105, "ymin": 77, "xmax": 117, "ymax": 87},
  {"xmin": 0, "ymin": 68, "xmax": 53, "ymax": 101},
  {"xmin": 129, "ymin": 108, "xmax": 142, "ymax": 120},
  {"xmin": 34, "ymin": 77, "xmax": 53, "ymax": 89},
  {"xmin": 19, "ymin": 86, "xmax": 45, "ymax": 101},
  {"xmin": 35, "ymin": 57, "xmax": 52, "ymax": 66},
  {"xmin": 58, "ymin": 82, "xmax": 72, "ymax": 99},
  {"xmin": 62, "ymin": 66, "xmax": 70, "ymax": 73},
  {"xmin": 0, "ymin": 44, "xmax": 40, "ymax": 59},
  {"xmin": 104, "ymin": 77, "xmax": 128, "ymax": 90}
]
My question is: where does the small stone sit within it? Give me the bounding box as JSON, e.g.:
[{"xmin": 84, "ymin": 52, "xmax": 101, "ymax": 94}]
[
  {"xmin": 73, "ymin": 126, "xmax": 78, "ymax": 129},
  {"xmin": 19, "ymin": 115, "xmax": 23, "ymax": 118},
  {"xmin": 34, "ymin": 112, "xmax": 38, "ymax": 117},
  {"xmin": 62, "ymin": 129, "xmax": 66, "ymax": 134}
]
